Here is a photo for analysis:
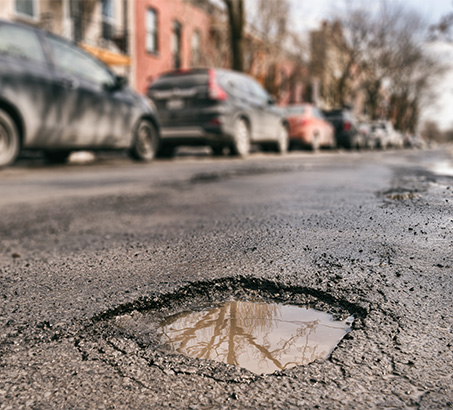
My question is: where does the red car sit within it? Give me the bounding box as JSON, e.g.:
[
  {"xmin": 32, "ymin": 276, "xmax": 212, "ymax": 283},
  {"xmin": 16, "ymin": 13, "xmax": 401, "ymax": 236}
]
[{"xmin": 286, "ymin": 104, "xmax": 335, "ymax": 150}]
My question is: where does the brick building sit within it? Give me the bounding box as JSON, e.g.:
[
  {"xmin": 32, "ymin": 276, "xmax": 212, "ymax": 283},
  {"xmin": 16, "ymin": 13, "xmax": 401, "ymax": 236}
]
[{"xmin": 132, "ymin": 0, "xmax": 213, "ymax": 94}]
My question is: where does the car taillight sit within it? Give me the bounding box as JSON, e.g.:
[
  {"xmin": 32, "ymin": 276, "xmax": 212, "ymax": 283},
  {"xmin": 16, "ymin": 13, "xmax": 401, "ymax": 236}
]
[
  {"xmin": 343, "ymin": 121, "xmax": 352, "ymax": 131},
  {"xmin": 208, "ymin": 117, "xmax": 222, "ymax": 126},
  {"xmin": 208, "ymin": 69, "xmax": 227, "ymax": 101}
]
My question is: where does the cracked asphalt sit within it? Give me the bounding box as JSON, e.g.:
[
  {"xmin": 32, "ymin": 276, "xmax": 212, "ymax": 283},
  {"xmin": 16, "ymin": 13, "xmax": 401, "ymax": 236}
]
[{"xmin": 0, "ymin": 147, "xmax": 452, "ymax": 409}]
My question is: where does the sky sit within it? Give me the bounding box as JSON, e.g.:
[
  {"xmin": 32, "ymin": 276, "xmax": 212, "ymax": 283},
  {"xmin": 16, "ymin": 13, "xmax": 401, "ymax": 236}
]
[
  {"xmin": 286, "ymin": 0, "xmax": 453, "ymax": 31},
  {"xmin": 422, "ymin": 42, "xmax": 453, "ymax": 131}
]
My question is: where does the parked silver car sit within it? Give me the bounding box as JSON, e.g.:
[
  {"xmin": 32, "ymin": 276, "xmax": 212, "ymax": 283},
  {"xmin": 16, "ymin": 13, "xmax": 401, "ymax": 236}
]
[
  {"xmin": 0, "ymin": 19, "xmax": 161, "ymax": 167},
  {"xmin": 369, "ymin": 121, "xmax": 402, "ymax": 149}
]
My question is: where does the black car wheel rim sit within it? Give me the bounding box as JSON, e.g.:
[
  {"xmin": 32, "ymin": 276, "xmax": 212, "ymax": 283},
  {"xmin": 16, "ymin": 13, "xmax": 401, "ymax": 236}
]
[
  {"xmin": 0, "ymin": 122, "xmax": 13, "ymax": 163},
  {"xmin": 137, "ymin": 122, "xmax": 156, "ymax": 159}
]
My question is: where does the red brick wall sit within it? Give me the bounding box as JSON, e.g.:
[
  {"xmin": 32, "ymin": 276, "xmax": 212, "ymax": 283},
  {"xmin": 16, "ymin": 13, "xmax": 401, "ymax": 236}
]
[{"xmin": 134, "ymin": 0, "xmax": 212, "ymax": 94}]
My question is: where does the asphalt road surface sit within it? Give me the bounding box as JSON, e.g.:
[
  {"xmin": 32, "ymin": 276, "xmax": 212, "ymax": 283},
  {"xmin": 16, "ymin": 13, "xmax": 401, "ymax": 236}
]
[{"xmin": 1, "ymin": 147, "xmax": 452, "ymax": 409}]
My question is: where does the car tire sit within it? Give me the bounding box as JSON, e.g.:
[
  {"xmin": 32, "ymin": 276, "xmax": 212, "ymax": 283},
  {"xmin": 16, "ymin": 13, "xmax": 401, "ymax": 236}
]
[
  {"xmin": 275, "ymin": 123, "xmax": 289, "ymax": 154},
  {"xmin": 311, "ymin": 132, "xmax": 320, "ymax": 151},
  {"xmin": 129, "ymin": 119, "xmax": 159, "ymax": 162},
  {"xmin": 0, "ymin": 108, "xmax": 20, "ymax": 168},
  {"xmin": 289, "ymin": 141, "xmax": 298, "ymax": 151},
  {"xmin": 211, "ymin": 145, "xmax": 225, "ymax": 156},
  {"xmin": 231, "ymin": 118, "xmax": 250, "ymax": 157},
  {"xmin": 44, "ymin": 150, "xmax": 71, "ymax": 164}
]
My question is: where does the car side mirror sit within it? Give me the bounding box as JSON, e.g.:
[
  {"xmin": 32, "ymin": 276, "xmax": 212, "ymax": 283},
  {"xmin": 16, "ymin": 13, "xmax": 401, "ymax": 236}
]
[
  {"xmin": 116, "ymin": 75, "xmax": 128, "ymax": 88},
  {"xmin": 105, "ymin": 75, "xmax": 128, "ymax": 91}
]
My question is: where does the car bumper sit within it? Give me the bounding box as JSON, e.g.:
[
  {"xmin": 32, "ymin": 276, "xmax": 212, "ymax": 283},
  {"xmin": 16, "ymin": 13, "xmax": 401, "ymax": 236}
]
[
  {"xmin": 289, "ymin": 128, "xmax": 311, "ymax": 144},
  {"xmin": 160, "ymin": 125, "xmax": 233, "ymax": 145}
]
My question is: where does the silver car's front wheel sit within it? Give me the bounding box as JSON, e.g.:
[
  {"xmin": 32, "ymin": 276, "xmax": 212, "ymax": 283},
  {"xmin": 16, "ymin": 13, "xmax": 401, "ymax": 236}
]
[
  {"xmin": 0, "ymin": 109, "xmax": 20, "ymax": 168},
  {"xmin": 231, "ymin": 118, "xmax": 250, "ymax": 157},
  {"xmin": 129, "ymin": 119, "xmax": 159, "ymax": 162}
]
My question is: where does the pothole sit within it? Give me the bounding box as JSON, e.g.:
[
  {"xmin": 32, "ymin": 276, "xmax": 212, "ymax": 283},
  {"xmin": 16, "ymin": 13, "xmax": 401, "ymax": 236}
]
[
  {"xmin": 157, "ymin": 300, "xmax": 353, "ymax": 375},
  {"xmin": 382, "ymin": 188, "xmax": 419, "ymax": 201},
  {"xmin": 77, "ymin": 277, "xmax": 366, "ymax": 380}
]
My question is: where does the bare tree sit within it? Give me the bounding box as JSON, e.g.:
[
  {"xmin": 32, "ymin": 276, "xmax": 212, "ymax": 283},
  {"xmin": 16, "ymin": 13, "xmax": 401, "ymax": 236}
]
[
  {"xmin": 223, "ymin": 0, "xmax": 245, "ymax": 71},
  {"xmin": 246, "ymin": 0, "xmax": 305, "ymax": 100},
  {"xmin": 322, "ymin": 0, "xmax": 445, "ymax": 131},
  {"xmin": 421, "ymin": 120, "xmax": 443, "ymax": 142},
  {"xmin": 252, "ymin": 0, "xmax": 290, "ymax": 46}
]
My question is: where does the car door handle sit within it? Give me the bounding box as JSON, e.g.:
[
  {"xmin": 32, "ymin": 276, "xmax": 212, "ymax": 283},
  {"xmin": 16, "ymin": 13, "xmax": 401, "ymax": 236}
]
[{"xmin": 56, "ymin": 77, "xmax": 79, "ymax": 90}]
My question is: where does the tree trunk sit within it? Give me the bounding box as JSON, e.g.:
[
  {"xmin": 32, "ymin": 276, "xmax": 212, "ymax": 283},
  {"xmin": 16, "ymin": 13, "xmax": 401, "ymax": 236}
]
[{"xmin": 224, "ymin": 0, "xmax": 244, "ymax": 71}]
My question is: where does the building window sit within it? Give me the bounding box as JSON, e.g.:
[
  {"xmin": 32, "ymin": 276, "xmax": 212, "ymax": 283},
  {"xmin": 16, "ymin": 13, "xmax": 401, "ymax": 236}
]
[
  {"xmin": 15, "ymin": 0, "xmax": 38, "ymax": 20},
  {"xmin": 191, "ymin": 29, "xmax": 201, "ymax": 67},
  {"xmin": 146, "ymin": 8, "xmax": 158, "ymax": 54},
  {"xmin": 172, "ymin": 20, "xmax": 182, "ymax": 69},
  {"xmin": 101, "ymin": 0, "xmax": 114, "ymax": 19},
  {"xmin": 101, "ymin": 0, "xmax": 115, "ymax": 42}
]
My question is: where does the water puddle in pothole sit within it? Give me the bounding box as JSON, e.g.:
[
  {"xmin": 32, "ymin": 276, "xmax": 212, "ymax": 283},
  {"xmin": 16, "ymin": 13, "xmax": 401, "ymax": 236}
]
[{"xmin": 157, "ymin": 301, "xmax": 353, "ymax": 375}]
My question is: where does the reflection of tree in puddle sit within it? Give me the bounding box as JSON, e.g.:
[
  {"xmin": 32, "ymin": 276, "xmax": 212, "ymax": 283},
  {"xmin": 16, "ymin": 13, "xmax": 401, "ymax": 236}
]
[{"xmin": 159, "ymin": 301, "xmax": 350, "ymax": 374}]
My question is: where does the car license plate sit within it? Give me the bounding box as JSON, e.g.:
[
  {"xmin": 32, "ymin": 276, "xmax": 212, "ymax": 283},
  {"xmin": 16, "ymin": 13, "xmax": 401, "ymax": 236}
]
[{"xmin": 167, "ymin": 99, "xmax": 184, "ymax": 110}]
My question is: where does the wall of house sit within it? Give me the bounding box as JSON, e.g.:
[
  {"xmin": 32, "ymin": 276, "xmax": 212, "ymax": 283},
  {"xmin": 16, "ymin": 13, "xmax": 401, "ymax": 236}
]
[{"xmin": 133, "ymin": 0, "xmax": 212, "ymax": 94}]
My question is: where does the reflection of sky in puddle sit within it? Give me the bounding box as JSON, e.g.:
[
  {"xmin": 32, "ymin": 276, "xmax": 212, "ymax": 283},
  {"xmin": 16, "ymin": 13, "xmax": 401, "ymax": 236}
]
[
  {"xmin": 158, "ymin": 301, "xmax": 353, "ymax": 374},
  {"xmin": 431, "ymin": 161, "xmax": 453, "ymax": 177}
]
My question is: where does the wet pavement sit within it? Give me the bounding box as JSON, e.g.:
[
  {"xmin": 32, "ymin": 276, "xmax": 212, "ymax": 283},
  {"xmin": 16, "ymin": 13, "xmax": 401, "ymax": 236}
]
[{"xmin": 0, "ymin": 147, "xmax": 452, "ymax": 409}]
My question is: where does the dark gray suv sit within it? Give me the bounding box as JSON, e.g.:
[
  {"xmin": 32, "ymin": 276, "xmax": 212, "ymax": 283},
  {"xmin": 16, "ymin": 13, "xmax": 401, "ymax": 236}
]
[
  {"xmin": 147, "ymin": 68, "xmax": 289, "ymax": 157},
  {"xmin": 0, "ymin": 19, "xmax": 160, "ymax": 167}
]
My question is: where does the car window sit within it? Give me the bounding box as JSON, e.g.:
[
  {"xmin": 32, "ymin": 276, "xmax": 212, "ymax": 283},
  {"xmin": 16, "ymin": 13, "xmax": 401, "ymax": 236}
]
[
  {"xmin": 0, "ymin": 24, "xmax": 46, "ymax": 63},
  {"xmin": 221, "ymin": 73, "xmax": 237, "ymax": 93},
  {"xmin": 248, "ymin": 78, "xmax": 269, "ymax": 104},
  {"xmin": 46, "ymin": 36, "xmax": 115, "ymax": 87},
  {"xmin": 221, "ymin": 73, "xmax": 248, "ymax": 99},
  {"xmin": 238, "ymin": 76, "xmax": 254, "ymax": 98},
  {"xmin": 151, "ymin": 72, "xmax": 208, "ymax": 90}
]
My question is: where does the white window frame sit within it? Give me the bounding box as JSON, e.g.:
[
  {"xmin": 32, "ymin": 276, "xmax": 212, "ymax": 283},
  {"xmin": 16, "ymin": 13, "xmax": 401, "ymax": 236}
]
[
  {"xmin": 14, "ymin": 0, "xmax": 39, "ymax": 22},
  {"xmin": 146, "ymin": 8, "xmax": 158, "ymax": 54},
  {"xmin": 191, "ymin": 29, "xmax": 201, "ymax": 67}
]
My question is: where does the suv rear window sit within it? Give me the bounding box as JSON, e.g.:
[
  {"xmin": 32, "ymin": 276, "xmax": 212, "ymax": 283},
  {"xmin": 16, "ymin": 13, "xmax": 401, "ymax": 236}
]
[
  {"xmin": 323, "ymin": 109, "xmax": 343, "ymax": 117},
  {"xmin": 151, "ymin": 70, "xmax": 209, "ymax": 90}
]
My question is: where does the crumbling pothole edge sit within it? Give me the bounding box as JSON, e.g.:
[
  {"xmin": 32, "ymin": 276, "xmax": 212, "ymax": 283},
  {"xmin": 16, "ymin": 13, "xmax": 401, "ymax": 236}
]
[
  {"xmin": 87, "ymin": 275, "xmax": 369, "ymax": 326},
  {"xmin": 72, "ymin": 276, "xmax": 369, "ymax": 383}
]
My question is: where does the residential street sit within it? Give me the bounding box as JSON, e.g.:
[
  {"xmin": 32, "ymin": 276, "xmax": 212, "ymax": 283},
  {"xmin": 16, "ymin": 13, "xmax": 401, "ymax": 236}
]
[{"xmin": 0, "ymin": 147, "xmax": 452, "ymax": 409}]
